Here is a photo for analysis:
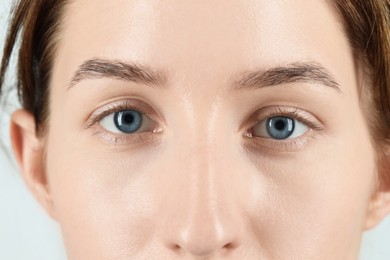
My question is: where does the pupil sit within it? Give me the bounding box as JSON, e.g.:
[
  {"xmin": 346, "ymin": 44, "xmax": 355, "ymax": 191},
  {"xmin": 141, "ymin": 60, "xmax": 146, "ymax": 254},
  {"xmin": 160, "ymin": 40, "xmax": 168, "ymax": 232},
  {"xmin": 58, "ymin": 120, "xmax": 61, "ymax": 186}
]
[
  {"xmin": 114, "ymin": 110, "xmax": 142, "ymax": 133},
  {"xmin": 266, "ymin": 116, "xmax": 295, "ymax": 140},
  {"xmin": 123, "ymin": 113, "xmax": 134, "ymax": 124},
  {"xmin": 275, "ymin": 120, "xmax": 286, "ymax": 131}
]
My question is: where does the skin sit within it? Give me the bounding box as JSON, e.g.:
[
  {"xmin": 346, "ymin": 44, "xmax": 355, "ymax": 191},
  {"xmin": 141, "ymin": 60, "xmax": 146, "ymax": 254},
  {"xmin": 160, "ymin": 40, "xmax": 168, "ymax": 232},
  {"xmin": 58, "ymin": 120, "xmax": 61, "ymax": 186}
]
[{"xmin": 9, "ymin": 0, "xmax": 390, "ymax": 259}]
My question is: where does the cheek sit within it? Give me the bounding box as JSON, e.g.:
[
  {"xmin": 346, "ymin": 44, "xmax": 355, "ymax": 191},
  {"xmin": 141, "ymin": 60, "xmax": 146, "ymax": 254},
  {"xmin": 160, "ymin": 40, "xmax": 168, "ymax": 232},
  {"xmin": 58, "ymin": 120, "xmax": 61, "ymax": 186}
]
[
  {"xmin": 45, "ymin": 134, "xmax": 163, "ymax": 258},
  {"xmin": 44, "ymin": 91, "xmax": 377, "ymax": 259},
  {"xmin": 245, "ymin": 125, "xmax": 376, "ymax": 257}
]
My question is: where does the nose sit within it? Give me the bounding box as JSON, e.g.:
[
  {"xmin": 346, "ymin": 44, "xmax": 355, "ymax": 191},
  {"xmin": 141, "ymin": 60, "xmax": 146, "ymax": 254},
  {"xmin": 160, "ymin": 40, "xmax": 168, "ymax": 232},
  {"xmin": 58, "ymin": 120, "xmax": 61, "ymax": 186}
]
[
  {"xmin": 170, "ymin": 213, "xmax": 241, "ymax": 257},
  {"xmin": 159, "ymin": 145, "xmax": 244, "ymax": 257}
]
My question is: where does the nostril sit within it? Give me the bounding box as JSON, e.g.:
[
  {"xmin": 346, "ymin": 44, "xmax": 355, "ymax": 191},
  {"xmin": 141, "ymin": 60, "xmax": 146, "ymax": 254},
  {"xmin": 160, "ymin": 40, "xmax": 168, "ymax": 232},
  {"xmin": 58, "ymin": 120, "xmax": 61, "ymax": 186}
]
[
  {"xmin": 167, "ymin": 242, "xmax": 188, "ymax": 253},
  {"xmin": 223, "ymin": 242, "xmax": 235, "ymax": 250},
  {"xmin": 222, "ymin": 240, "xmax": 242, "ymax": 252},
  {"xmin": 172, "ymin": 243, "xmax": 181, "ymax": 251},
  {"xmin": 168, "ymin": 239, "xmax": 240, "ymax": 257},
  {"xmin": 167, "ymin": 243, "xmax": 185, "ymax": 256},
  {"xmin": 162, "ymin": 218, "xmax": 244, "ymax": 256}
]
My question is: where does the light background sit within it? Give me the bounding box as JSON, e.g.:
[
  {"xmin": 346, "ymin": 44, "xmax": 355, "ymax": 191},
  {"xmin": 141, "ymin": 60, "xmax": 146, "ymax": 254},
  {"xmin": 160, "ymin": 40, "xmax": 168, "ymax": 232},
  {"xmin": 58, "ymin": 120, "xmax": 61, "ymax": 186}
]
[{"xmin": 0, "ymin": 0, "xmax": 389, "ymax": 259}]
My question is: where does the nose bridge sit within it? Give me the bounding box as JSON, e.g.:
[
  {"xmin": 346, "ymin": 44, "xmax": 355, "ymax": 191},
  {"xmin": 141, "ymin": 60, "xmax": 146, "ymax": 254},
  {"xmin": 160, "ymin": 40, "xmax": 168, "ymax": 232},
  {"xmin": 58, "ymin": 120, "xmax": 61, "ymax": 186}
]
[{"xmin": 159, "ymin": 121, "xmax": 244, "ymax": 256}]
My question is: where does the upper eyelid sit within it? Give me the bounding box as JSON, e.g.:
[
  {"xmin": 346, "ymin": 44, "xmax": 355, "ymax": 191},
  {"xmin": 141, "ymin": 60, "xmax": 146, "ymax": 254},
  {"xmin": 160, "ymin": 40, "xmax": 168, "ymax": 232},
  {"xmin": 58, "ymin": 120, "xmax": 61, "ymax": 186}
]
[
  {"xmin": 84, "ymin": 100, "xmax": 156, "ymax": 129},
  {"xmin": 244, "ymin": 106, "xmax": 324, "ymax": 133},
  {"xmin": 257, "ymin": 110, "xmax": 316, "ymax": 127},
  {"xmin": 86, "ymin": 100, "xmax": 323, "ymax": 134}
]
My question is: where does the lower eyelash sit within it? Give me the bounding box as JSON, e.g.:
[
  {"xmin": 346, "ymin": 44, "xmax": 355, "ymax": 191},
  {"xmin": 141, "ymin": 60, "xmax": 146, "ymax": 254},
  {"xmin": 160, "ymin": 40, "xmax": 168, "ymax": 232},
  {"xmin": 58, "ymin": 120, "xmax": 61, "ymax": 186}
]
[
  {"xmin": 244, "ymin": 130, "xmax": 318, "ymax": 154},
  {"xmin": 85, "ymin": 100, "xmax": 163, "ymax": 146},
  {"xmin": 92, "ymin": 128, "xmax": 161, "ymax": 146},
  {"xmin": 243, "ymin": 106, "xmax": 324, "ymax": 152}
]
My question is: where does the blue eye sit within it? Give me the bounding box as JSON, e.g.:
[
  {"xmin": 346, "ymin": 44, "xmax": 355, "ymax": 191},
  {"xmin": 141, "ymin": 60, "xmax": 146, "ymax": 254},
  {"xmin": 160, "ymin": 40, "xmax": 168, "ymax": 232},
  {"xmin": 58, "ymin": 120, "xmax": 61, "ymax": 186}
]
[
  {"xmin": 253, "ymin": 116, "xmax": 309, "ymax": 140},
  {"xmin": 114, "ymin": 110, "xmax": 142, "ymax": 133},
  {"xmin": 267, "ymin": 116, "xmax": 294, "ymax": 139},
  {"xmin": 100, "ymin": 109, "xmax": 155, "ymax": 134}
]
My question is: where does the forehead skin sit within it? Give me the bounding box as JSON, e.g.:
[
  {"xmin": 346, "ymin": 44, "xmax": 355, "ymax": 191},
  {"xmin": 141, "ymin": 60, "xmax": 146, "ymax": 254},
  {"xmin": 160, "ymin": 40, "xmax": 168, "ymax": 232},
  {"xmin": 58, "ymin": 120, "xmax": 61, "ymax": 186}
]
[
  {"xmin": 45, "ymin": 0, "xmax": 376, "ymax": 259},
  {"xmin": 54, "ymin": 0, "xmax": 356, "ymax": 95}
]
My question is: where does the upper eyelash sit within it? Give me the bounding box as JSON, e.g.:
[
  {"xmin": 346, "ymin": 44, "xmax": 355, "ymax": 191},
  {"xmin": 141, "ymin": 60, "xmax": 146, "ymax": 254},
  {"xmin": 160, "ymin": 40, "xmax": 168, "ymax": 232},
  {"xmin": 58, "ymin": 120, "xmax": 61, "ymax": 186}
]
[
  {"xmin": 86, "ymin": 102, "xmax": 321, "ymax": 146},
  {"xmin": 243, "ymin": 107, "xmax": 324, "ymax": 152},
  {"xmin": 85, "ymin": 101, "xmax": 152, "ymax": 129},
  {"xmin": 251, "ymin": 107, "xmax": 323, "ymax": 131}
]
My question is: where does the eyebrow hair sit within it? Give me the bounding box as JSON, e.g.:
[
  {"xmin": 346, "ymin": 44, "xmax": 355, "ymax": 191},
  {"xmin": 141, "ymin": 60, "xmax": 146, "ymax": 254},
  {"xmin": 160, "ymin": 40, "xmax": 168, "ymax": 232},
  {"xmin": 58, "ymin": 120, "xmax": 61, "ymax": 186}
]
[
  {"xmin": 68, "ymin": 59, "xmax": 342, "ymax": 94},
  {"xmin": 233, "ymin": 62, "xmax": 342, "ymax": 93},
  {"xmin": 68, "ymin": 58, "xmax": 168, "ymax": 89}
]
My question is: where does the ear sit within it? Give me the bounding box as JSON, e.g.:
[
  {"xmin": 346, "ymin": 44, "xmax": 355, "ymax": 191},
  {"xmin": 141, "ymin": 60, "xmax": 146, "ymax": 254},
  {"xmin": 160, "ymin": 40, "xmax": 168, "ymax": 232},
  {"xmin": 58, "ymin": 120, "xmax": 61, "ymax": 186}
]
[
  {"xmin": 364, "ymin": 145, "xmax": 390, "ymax": 230},
  {"xmin": 10, "ymin": 109, "xmax": 57, "ymax": 220}
]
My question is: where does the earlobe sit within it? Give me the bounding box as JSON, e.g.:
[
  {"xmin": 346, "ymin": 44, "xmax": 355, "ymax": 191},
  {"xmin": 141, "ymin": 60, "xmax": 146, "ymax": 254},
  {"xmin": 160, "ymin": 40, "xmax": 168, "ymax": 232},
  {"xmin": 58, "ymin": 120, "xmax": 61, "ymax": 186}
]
[
  {"xmin": 10, "ymin": 109, "xmax": 57, "ymax": 220},
  {"xmin": 365, "ymin": 190, "xmax": 390, "ymax": 230},
  {"xmin": 364, "ymin": 146, "xmax": 390, "ymax": 230}
]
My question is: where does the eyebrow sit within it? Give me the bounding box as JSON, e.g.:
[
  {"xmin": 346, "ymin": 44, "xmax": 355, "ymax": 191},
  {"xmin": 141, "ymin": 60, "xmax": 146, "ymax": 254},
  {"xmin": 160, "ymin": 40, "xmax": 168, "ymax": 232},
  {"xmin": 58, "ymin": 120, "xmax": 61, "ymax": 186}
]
[
  {"xmin": 68, "ymin": 59, "xmax": 342, "ymax": 93},
  {"xmin": 233, "ymin": 62, "xmax": 342, "ymax": 93},
  {"xmin": 67, "ymin": 58, "xmax": 168, "ymax": 89}
]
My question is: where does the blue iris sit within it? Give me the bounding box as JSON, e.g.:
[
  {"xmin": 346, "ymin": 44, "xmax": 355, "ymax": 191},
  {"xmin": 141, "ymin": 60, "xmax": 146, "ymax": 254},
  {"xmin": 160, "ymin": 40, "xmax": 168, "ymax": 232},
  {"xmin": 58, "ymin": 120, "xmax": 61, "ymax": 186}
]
[
  {"xmin": 266, "ymin": 116, "xmax": 295, "ymax": 140},
  {"xmin": 114, "ymin": 110, "xmax": 142, "ymax": 133}
]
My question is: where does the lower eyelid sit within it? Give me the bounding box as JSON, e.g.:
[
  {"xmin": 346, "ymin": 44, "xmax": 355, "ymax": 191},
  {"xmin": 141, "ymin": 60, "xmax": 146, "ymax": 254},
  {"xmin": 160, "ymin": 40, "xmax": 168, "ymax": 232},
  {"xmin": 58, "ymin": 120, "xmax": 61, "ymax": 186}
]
[
  {"xmin": 243, "ymin": 128, "xmax": 317, "ymax": 153},
  {"xmin": 246, "ymin": 138, "xmax": 305, "ymax": 154},
  {"xmin": 93, "ymin": 129, "xmax": 163, "ymax": 147}
]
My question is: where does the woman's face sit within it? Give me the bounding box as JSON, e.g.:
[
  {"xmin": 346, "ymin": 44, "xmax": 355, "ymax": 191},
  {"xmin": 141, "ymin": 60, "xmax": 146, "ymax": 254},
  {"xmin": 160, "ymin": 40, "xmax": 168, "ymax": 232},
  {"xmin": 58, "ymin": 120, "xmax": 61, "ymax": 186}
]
[{"xmin": 37, "ymin": 0, "xmax": 379, "ymax": 258}]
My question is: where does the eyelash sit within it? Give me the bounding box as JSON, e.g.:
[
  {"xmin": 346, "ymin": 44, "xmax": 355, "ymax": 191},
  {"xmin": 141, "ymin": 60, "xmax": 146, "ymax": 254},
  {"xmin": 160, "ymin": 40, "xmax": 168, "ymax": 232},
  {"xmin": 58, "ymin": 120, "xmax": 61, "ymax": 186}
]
[
  {"xmin": 245, "ymin": 106, "xmax": 324, "ymax": 151},
  {"xmin": 85, "ymin": 100, "xmax": 161, "ymax": 145},
  {"xmin": 252, "ymin": 106, "xmax": 322, "ymax": 131},
  {"xmin": 86, "ymin": 101, "xmax": 323, "ymax": 149}
]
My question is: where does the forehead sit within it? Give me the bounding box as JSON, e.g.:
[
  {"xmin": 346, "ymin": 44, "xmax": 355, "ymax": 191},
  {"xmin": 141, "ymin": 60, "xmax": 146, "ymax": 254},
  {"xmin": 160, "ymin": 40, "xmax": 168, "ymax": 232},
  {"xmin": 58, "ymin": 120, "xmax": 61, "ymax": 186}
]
[{"xmin": 54, "ymin": 0, "xmax": 354, "ymax": 94}]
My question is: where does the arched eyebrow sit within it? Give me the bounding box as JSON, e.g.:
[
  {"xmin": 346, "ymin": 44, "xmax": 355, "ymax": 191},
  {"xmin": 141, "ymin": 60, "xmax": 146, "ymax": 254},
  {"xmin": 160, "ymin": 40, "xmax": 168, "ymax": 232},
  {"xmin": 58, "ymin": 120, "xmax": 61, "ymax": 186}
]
[
  {"xmin": 67, "ymin": 58, "xmax": 168, "ymax": 89},
  {"xmin": 232, "ymin": 62, "xmax": 342, "ymax": 93}
]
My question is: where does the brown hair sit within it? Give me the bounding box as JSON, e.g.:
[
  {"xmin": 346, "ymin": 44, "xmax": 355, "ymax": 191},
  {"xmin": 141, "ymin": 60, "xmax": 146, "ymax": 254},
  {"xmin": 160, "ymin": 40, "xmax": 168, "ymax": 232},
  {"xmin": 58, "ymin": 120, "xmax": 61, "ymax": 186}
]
[
  {"xmin": 0, "ymin": 0, "xmax": 67, "ymax": 132},
  {"xmin": 0, "ymin": 0, "xmax": 390, "ymax": 172},
  {"xmin": 329, "ymin": 0, "xmax": 390, "ymax": 183}
]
